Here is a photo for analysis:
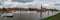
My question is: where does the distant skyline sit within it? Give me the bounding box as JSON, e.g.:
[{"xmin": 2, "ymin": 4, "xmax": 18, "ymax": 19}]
[{"xmin": 0, "ymin": 0, "xmax": 60, "ymax": 10}]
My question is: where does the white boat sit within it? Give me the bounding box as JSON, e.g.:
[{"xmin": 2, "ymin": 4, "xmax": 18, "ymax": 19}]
[{"xmin": 1, "ymin": 13, "xmax": 13, "ymax": 17}]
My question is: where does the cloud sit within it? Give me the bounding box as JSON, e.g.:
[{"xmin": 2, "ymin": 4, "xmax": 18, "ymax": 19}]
[
  {"xmin": 12, "ymin": 0, "xmax": 33, "ymax": 3},
  {"xmin": 0, "ymin": 0, "xmax": 34, "ymax": 8},
  {"xmin": 0, "ymin": 3, "xmax": 2, "ymax": 6},
  {"xmin": 0, "ymin": 0, "xmax": 8, "ymax": 2},
  {"xmin": 0, "ymin": 0, "xmax": 60, "ymax": 10}
]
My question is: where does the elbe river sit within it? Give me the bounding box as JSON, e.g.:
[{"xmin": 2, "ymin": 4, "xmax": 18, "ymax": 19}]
[{"xmin": 0, "ymin": 11, "xmax": 59, "ymax": 20}]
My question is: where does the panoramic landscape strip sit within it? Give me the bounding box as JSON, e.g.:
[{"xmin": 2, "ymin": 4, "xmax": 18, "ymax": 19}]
[{"xmin": 0, "ymin": 5, "xmax": 59, "ymax": 12}]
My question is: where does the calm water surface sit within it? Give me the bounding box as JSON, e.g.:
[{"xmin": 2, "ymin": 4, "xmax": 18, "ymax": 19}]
[{"xmin": 0, "ymin": 11, "xmax": 59, "ymax": 20}]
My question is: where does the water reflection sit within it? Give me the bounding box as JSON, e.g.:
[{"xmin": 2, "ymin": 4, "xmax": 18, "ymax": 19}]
[{"xmin": 0, "ymin": 11, "xmax": 59, "ymax": 20}]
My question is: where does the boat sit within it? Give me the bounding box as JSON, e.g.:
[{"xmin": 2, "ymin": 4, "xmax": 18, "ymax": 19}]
[{"xmin": 1, "ymin": 13, "xmax": 13, "ymax": 17}]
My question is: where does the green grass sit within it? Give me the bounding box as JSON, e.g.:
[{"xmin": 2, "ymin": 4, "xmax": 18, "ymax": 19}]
[{"xmin": 41, "ymin": 12, "xmax": 60, "ymax": 20}]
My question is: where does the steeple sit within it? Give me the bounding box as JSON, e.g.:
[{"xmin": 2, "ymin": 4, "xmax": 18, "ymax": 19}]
[
  {"xmin": 41, "ymin": 4, "xmax": 42, "ymax": 9},
  {"xmin": 3, "ymin": 7, "xmax": 5, "ymax": 10},
  {"xmin": 2, "ymin": 7, "xmax": 5, "ymax": 13},
  {"xmin": 55, "ymin": 8, "xmax": 56, "ymax": 9}
]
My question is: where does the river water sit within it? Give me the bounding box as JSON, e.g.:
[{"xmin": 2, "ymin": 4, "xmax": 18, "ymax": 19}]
[{"xmin": 0, "ymin": 11, "xmax": 59, "ymax": 20}]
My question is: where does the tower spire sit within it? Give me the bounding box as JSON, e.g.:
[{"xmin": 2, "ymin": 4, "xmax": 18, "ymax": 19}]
[{"xmin": 41, "ymin": 4, "xmax": 42, "ymax": 9}]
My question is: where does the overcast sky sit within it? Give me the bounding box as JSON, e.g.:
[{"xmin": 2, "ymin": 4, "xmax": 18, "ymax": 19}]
[{"xmin": 0, "ymin": 0, "xmax": 60, "ymax": 10}]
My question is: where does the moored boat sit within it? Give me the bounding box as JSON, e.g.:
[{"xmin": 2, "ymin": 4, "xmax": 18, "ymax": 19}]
[{"xmin": 1, "ymin": 13, "xmax": 14, "ymax": 17}]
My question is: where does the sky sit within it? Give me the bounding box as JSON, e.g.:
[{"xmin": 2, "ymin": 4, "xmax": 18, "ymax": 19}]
[{"xmin": 0, "ymin": 0, "xmax": 60, "ymax": 10}]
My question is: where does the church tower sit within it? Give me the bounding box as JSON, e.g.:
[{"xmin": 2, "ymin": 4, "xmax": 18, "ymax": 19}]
[{"xmin": 41, "ymin": 4, "xmax": 43, "ymax": 9}]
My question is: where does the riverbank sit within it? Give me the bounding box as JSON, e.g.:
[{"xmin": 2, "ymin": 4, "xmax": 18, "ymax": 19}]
[{"xmin": 41, "ymin": 12, "xmax": 60, "ymax": 20}]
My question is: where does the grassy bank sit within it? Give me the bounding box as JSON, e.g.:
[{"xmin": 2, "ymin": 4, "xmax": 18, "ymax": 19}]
[{"xmin": 41, "ymin": 12, "xmax": 60, "ymax": 20}]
